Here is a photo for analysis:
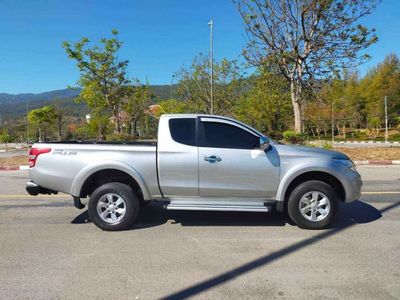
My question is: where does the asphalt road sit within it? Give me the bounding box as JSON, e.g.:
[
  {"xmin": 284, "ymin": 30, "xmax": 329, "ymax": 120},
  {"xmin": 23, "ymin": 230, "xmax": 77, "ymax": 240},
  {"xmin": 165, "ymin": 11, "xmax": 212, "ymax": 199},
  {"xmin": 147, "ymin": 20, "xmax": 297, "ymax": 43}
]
[{"xmin": 0, "ymin": 166, "xmax": 399, "ymax": 299}]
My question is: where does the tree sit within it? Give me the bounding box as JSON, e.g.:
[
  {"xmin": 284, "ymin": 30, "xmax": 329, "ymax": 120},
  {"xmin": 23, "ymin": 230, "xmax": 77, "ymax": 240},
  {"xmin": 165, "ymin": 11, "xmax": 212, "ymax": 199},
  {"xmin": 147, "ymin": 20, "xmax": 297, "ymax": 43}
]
[
  {"xmin": 234, "ymin": 69, "xmax": 292, "ymax": 135},
  {"xmin": 359, "ymin": 54, "xmax": 400, "ymax": 128},
  {"xmin": 28, "ymin": 106, "xmax": 57, "ymax": 142},
  {"xmin": 316, "ymin": 70, "xmax": 364, "ymax": 137},
  {"xmin": 0, "ymin": 134, "xmax": 12, "ymax": 150},
  {"xmin": 67, "ymin": 123, "xmax": 78, "ymax": 140},
  {"xmin": 235, "ymin": 0, "xmax": 379, "ymax": 132},
  {"xmin": 122, "ymin": 81, "xmax": 153, "ymax": 139},
  {"xmin": 53, "ymin": 99, "xmax": 67, "ymax": 141},
  {"xmin": 158, "ymin": 99, "xmax": 189, "ymax": 114},
  {"xmin": 87, "ymin": 114, "xmax": 111, "ymax": 140},
  {"xmin": 175, "ymin": 54, "xmax": 244, "ymax": 116},
  {"xmin": 63, "ymin": 29, "xmax": 130, "ymax": 134}
]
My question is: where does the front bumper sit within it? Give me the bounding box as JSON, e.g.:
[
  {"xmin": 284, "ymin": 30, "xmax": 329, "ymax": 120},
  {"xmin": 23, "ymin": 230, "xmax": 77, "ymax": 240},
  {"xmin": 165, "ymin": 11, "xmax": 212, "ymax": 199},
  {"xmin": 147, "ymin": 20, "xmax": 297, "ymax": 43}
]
[{"xmin": 344, "ymin": 173, "xmax": 362, "ymax": 203}]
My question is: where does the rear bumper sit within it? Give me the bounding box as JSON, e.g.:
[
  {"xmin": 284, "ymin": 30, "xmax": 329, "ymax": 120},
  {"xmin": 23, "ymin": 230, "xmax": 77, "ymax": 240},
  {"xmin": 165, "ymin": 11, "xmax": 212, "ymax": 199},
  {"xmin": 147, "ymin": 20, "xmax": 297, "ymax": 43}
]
[{"xmin": 26, "ymin": 181, "xmax": 58, "ymax": 196}]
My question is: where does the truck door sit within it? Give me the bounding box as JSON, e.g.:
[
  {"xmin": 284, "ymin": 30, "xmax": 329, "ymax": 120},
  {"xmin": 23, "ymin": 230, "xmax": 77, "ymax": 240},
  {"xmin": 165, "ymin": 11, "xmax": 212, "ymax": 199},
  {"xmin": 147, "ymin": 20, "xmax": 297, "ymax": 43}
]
[
  {"xmin": 157, "ymin": 117, "xmax": 199, "ymax": 197},
  {"xmin": 198, "ymin": 117, "xmax": 280, "ymax": 198}
]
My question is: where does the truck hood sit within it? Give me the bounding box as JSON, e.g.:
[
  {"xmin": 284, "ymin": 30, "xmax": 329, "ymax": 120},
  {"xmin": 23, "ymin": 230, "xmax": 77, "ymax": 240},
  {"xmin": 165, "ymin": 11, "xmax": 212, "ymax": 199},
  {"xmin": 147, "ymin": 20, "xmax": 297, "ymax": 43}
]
[{"xmin": 273, "ymin": 144, "xmax": 350, "ymax": 160}]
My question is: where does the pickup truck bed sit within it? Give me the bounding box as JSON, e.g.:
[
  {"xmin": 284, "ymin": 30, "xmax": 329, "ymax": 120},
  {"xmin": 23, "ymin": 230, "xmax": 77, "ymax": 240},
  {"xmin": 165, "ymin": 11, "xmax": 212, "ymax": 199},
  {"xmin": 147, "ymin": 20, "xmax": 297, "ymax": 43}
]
[{"xmin": 42, "ymin": 141, "xmax": 157, "ymax": 146}]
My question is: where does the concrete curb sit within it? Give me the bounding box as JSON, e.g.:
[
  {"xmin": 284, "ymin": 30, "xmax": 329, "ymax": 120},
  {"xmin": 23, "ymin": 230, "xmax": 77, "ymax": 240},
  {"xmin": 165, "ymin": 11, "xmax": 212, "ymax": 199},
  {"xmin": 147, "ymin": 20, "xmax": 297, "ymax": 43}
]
[
  {"xmin": 354, "ymin": 160, "xmax": 400, "ymax": 165},
  {"xmin": 337, "ymin": 141, "xmax": 400, "ymax": 144},
  {"xmin": 0, "ymin": 165, "xmax": 29, "ymax": 171},
  {"xmin": 0, "ymin": 166, "xmax": 19, "ymax": 171}
]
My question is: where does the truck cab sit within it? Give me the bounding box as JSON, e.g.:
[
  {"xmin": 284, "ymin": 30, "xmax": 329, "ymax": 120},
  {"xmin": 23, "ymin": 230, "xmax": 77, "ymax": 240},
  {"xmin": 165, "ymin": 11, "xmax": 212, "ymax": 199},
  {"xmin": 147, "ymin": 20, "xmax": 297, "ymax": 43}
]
[{"xmin": 158, "ymin": 114, "xmax": 279, "ymax": 200}]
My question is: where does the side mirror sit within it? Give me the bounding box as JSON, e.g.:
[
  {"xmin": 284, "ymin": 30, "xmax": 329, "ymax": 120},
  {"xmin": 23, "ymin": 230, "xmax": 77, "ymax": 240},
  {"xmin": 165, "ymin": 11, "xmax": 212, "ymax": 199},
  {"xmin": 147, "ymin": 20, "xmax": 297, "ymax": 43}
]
[{"xmin": 259, "ymin": 136, "xmax": 270, "ymax": 151}]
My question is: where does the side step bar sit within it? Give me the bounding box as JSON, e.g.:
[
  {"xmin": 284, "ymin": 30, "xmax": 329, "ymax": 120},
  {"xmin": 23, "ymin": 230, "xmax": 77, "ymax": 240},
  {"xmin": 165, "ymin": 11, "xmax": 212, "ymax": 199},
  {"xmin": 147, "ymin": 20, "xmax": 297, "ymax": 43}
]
[{"xmin": 165, "ymin": 203, "xmax": 271, "ymax": 212}]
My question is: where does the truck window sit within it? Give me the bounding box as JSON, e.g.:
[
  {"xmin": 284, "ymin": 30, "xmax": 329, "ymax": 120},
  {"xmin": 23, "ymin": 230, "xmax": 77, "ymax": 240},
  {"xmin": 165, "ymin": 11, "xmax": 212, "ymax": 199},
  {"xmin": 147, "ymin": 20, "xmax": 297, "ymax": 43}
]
[
  {"xmin": 202, "ymin": 121, "xmax": 259, "ymax": 149},
  {"xmin": 169, "ymin": 118, "xmax": 196, "ymax": 146}
]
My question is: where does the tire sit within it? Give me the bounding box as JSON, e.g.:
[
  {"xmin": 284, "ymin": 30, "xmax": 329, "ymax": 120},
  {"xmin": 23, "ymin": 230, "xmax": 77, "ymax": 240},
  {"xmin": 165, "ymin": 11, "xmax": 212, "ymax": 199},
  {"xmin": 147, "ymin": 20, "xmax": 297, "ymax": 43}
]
[
  {"xmin": 140, "ymin": 200, "xmax": 152, "ymax": 207},
  {"xmin": 88, "ymin": 182, "xmax": 139, "ymax": 231},
  {"xmin": 287, "ymin": 180, "xmax": 338, "ymax": 229}
]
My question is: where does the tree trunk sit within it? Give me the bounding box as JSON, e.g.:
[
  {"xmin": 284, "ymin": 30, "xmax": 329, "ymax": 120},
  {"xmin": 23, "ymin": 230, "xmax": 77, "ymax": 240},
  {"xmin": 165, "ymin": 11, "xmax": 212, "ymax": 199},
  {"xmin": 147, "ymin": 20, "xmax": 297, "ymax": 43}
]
[
  {"xmin": 38, "ymin": 127, "xmax": 42, "ymax": 142},
  {"xmin": 310, "ymin": 127, "xmax": 316, "ymax": 137},
  {"xmin": 108, "ymin": 93, "xmax": 121, "ymax": 134},
  {"xmin": 290, "ymin": 80, "xmax": 302, "ymax": 132},
  {"xmin": 58, "ymin": 124, "xmax": 62, "ymax": 141},
  {"xmin": 128, "ymin": 121, "xmax": 133, "ymax": 135},
  {"xmin": 132, "ymin": 120, "xmax": 138, "ymax": 141},
  {"xmin": 336, "ymin": 124, "xmax": 341, "ymax": 137},
  {"xmin": 97, "ymin": 123, "xmax": 106, "ymax": 141},
  {"xmin": 113, "ymin": 109, "xmax": 121, "ymax": 134}
]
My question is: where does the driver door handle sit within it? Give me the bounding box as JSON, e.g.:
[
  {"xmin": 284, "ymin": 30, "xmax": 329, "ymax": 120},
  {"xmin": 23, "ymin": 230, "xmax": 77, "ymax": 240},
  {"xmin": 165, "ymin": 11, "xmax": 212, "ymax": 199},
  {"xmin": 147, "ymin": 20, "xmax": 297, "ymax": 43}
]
[{"xmin": 204, "ymin": 155, "xmax": 222, "ymax": 163}]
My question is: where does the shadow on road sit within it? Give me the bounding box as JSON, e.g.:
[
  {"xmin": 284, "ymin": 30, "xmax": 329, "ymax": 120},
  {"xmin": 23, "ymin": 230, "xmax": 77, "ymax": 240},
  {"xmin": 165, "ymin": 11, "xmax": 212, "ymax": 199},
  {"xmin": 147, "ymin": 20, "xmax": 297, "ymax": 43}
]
[
  {"xmin": 71, "ymin": 210, "xmax": 90, "ymax": 224},
  {"xmin": 71, "ymin": 202, "xmax": 288, "ymax": 228},
  {"xmin": 333, "ymin": 200, "xmax": 382, "ymax": 227},
  {"xmin": 159, "ymin": 201, "xmax": 398, "ymax": 300},
  {"xmin": 70, "ymin": 200, "xmax": 396, "ymax": 299},
  {"xmin": 71, "ymin": 200, "xmax": 383, "ymax": 230}
]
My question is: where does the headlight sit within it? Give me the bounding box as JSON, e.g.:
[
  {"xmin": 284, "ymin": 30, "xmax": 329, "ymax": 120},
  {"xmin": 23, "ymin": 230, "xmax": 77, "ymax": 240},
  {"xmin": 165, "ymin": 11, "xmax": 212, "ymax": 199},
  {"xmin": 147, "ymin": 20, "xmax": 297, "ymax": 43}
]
[{"xmin": 333, "ymin": 158, "xmax": 357, "ymax": 172}]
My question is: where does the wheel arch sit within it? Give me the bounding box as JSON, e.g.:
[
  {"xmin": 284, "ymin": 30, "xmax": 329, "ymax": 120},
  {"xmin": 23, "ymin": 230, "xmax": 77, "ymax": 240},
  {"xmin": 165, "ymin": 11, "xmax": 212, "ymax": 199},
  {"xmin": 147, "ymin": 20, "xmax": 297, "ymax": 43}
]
[
  {"xmin": 275, "ymin": 169, "xmax": 346, "ymax": 212},
  {"xmin": 71, "ymin": 161, "xmax": 151, "ymax": 200}
]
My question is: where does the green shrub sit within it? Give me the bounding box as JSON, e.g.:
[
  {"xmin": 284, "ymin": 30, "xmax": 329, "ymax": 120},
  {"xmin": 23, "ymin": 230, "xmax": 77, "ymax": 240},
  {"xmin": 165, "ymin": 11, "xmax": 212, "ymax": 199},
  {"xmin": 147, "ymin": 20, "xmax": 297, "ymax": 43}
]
[
  {"xmin": 322, "ymin": 142, "xmax": 333, "ymax": 150},
  {"xmin": 390, "ymin": 134, "xmax": 400, "ymax": 141},
  {"xmin": 283, "ymin": 130, "xmax": 306, "ymax": 145},
  {"xmin": 106, "ymin": 133, "xmax": 134, "ymax": 142},
  {"xmin": 268, "ymin": 131, "xmax": 283, "ymax": 141},
  {"xmin": 347, "ymin": 131, "xmax": 367, "ymax": 140}
]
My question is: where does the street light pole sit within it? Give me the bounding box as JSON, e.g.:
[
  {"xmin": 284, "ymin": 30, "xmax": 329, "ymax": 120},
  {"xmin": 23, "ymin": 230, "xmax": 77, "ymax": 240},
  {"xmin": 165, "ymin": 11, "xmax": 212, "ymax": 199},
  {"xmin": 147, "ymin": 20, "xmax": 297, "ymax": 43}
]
[
  {"xmin": 331, "ymin": 101, "xmax": 334, "ymax": 143},
  {"xmin": 26, "ymin": 103, "xmax": 29, "ymax": 145},
  {"xmin": 208, "ymin": 19, "xmax": 214, "ymax": 115},
  {"xmin": 170, "ymin": 74, "xmax": 175, "ymax": 99},
  {"xmin": 385, "ymin": 95, "xmax": 388, "ymax": 143}
]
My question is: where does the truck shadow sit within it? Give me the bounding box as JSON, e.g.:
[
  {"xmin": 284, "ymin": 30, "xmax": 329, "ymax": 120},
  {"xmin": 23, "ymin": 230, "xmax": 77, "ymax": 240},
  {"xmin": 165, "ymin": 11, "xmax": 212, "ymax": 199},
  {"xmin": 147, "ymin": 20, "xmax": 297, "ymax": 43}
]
[
  {"xmin": 160, "ymin": 201, "xmax": 398, "ymax": 300},
  {"xmin": 71, "ymin": 200, "xmax": 382, "ymax": 230}
]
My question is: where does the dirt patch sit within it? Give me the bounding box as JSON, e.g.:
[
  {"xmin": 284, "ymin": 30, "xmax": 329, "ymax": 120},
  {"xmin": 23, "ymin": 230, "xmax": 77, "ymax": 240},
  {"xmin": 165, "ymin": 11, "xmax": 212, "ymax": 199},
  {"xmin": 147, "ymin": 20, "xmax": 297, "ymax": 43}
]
[
  {"xmin": 0, "ymin": 155, "xmax": 28, "ymax": 168},
  {"xmin": 334, "ymin": 147, "xmax": 400, "ymax": 161}
]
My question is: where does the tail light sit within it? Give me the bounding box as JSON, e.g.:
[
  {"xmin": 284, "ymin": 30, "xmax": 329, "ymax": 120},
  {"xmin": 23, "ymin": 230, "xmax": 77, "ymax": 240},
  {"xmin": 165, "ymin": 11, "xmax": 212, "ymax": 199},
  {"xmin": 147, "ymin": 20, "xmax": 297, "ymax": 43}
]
[{"xmin": 29, "ymin": 148, "xmax": 51, "ymax": 168}]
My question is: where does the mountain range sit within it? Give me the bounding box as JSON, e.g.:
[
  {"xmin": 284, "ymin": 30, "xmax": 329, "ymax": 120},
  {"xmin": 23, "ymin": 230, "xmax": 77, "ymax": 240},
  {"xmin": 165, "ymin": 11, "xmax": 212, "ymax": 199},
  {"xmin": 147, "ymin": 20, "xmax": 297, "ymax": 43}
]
[{"xmin": 0, "ymin": 85, "xmax": 172, "ymax": 121}]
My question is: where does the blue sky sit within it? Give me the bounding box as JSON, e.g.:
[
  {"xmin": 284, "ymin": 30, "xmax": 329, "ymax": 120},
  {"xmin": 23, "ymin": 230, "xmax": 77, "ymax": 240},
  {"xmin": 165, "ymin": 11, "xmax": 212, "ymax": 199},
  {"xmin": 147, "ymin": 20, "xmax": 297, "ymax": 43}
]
[{"xmin": 0, "ymin": 0, "xmax": 399, "ymax": 94}]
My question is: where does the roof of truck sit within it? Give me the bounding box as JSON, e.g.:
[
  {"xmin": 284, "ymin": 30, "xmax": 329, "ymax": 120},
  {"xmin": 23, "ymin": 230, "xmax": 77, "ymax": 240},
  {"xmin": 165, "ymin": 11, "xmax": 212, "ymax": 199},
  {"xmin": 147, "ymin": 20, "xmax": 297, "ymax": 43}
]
[
  {"xmin": 161, "ymin": 113, "xmax": 223, "ymax": 118},
  {"xmin": 161, "ymin": 114, "xmax": 264, "ymax": 136}
]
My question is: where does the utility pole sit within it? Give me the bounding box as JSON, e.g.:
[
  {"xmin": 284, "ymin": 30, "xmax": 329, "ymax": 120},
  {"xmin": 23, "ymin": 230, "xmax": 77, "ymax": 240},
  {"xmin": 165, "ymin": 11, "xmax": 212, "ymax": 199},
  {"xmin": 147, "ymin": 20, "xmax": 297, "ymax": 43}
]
[
  {"xmin": 208, "ymin": 19, "xmax": 214, "ymax": 115},
  {"xmin": 331, "ymin": 101, "xmax": 334, "ymax": 143},
  {"xmin": 170, "ymin": 74, "xmax": 175, "ymax": 99},
  {"xmin": 26, "ymin": 103, "xmax": 29, "ymax": 145},
  {"xmin": 385, "ymin": 95, "xmax": 388, "ymax": 143}
]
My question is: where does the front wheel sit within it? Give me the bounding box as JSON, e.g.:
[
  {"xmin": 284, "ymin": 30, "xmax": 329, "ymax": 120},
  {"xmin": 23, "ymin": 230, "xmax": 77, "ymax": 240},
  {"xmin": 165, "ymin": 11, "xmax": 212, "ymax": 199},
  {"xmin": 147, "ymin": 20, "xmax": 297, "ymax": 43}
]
[
  {"xmin": 287, "ymin": 180, "xmax": 338, "ymax": 229},
  {"xmin": 88, "ymin": 182, "xmax": 139, "ymax": 231}
]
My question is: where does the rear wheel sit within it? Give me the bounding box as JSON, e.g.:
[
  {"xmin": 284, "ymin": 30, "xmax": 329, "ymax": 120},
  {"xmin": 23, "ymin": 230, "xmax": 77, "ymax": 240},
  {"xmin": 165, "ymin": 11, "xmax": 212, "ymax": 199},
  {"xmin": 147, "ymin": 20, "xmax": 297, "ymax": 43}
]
[
  {"xmin": 88, "ymin": 182, "xmax": 139, "ymax": 231},
  {"xmin": 287, "ymin": 180, "xmax": 338, "ymax": 229}
]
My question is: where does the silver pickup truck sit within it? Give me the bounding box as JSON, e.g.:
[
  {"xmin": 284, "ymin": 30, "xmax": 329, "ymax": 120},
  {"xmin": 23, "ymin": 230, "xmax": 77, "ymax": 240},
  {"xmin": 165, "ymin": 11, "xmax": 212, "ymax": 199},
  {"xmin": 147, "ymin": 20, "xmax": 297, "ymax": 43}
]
[{"xmin": 26, "ymin": 114, "xmax": 362, "ymax": 230}]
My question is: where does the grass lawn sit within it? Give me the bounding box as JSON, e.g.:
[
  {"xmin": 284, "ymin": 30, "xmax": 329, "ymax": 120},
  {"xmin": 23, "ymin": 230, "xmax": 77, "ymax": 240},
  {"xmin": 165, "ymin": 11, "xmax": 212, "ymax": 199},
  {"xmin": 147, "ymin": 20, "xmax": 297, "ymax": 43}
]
[
  {"xmin": 333, "ymin": 147, "xmax": 400, "ymax": 161},
  {"xmin": 0, "ymin": 155, "xmax": 28, "ymax": 168}
]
